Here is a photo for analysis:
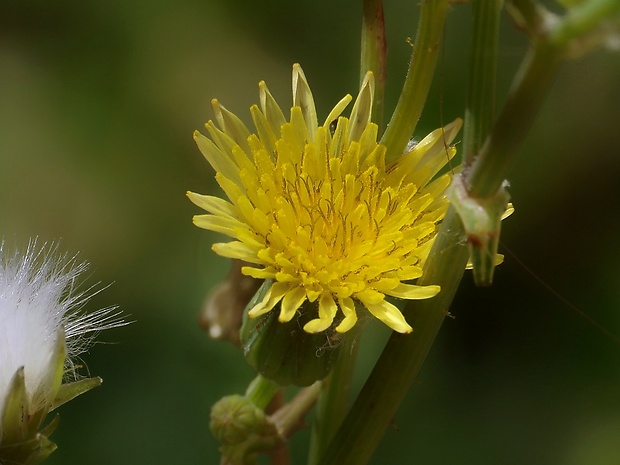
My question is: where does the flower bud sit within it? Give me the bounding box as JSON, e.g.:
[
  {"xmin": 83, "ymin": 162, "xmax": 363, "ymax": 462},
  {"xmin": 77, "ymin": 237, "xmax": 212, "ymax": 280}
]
[
  {"xmin": 210, "ymin": 395, "xmax": 280, "ymax": 465},
  {"xmin": 210, "ymin": 395, "xmax": 277, "ymax": 446},
  {"xmin": 241, "ymin": 281, "xmax": 343, "ymax": 387}
]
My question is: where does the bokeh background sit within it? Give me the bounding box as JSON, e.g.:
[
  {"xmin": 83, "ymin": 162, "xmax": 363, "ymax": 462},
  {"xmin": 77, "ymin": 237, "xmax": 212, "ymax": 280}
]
[{"xmin": 2, "ymin": 0, "xmax": 620, "ymax": 464}]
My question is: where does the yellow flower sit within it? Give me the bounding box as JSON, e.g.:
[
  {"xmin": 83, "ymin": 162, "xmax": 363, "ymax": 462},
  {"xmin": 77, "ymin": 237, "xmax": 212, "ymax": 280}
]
[{"xmin": 188, "ymin": 64, "xmax": 461, "ymax": 334}]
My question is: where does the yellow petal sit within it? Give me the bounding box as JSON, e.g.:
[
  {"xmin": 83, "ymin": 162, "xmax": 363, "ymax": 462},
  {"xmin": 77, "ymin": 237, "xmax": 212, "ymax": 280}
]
[
  {"xmin": 211, "ymin": 99, "xmax": 252, "ymax": 156},
  {"xmin": 329, "ymin": 117, "xmax": 349, "ymax": 158},
  {"xmin": 248, "ymin": 281, "xmax": 289, "ymax": 318},
  {"xmin": 212, "ymin": 241, "xmax": 263, "ymax": 264},
  {"xmin": 335, "ymin": 297, "xmax": 357, "ymax": 333},
  {"xmin": 359, "ymin": 124, "xmax": 381, "ymax": 170},
  {"xmin": 292, "ymin": 63, "xmax": 318, "ymax": 140},
  {"xmin": 323, "ymin": 94, "xmax": 353, "ymax": 129},
  {"xmin": 465, "ymin": 253, "xmax": 504, "ymax": 269},
  {"xmin": 348, "ymin": 71, "xmax": 374, "ymax": 142},
  {"xmin": 384, "ymin": 283, "xmax": 440, "ymax": 299},
  {"xmin": 399, "ymin": 118, "xmax": 462, "ymax": 187},
  {"xmin": 356, "ymin": 288, "xmax": 385, "ymax": 304},
  {"xmin": 363, "ymin": 299, "xmax": 412, "ymax": 334},
  {"xmin": 192, "ymin": 214, "xmax": 247, "ymax": 238},
  {"xmin": 193, "ymin": 130, "xmax": 240, "ymax": 184},
  {"xmin": 250, "ymin": 105, "xmax": 279, "ymax": 157},
  {"xmin": 242, "ymin": 266, "xmax": 276, "ymax": 279},
  {"xmin": 279, "ymin": 286, "xmax": 308, "ymax": 323},
  {"xmin": 502, "ymin": 203, "xmax": 515, "ymax": 219},
  {"xmin": 259, "ymin": 80, "xmax": 286, "ymax": 136},
  {"xmin": 187, "ymin": 192, "xmax": 237, "ymax": 218},
  {"xmin": 288, "ymin": 106, "xmax": 309, "ymax": 153},
  {"xmin": 303, "ymin": 293, "xmax": 338, "ymax": 333}
]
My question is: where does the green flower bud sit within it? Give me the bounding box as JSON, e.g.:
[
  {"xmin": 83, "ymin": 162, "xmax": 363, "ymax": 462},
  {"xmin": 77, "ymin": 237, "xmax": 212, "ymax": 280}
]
[
  {"xmin": 241, "ymin": 281, "xmax": 343, "ymax": 387},
  {"xmin": 210, "ymin": 395, "xmax": 276, "ymax": 445},
  {"xmin": 210, "ymin": 395, "xmax": 280, "ymax": 465}
]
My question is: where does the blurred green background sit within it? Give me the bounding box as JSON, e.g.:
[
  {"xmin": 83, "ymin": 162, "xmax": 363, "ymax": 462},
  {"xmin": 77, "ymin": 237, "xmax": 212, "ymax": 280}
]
[{"xmin": 1, "ymin": 0, "xmax": 619, "ymax": 464}]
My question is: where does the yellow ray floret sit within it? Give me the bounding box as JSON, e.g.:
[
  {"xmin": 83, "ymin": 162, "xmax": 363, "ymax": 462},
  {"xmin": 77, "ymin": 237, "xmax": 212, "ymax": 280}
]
[{"xmin": 188, "ymin": 64, "xmax": 462, "ymax": 334}]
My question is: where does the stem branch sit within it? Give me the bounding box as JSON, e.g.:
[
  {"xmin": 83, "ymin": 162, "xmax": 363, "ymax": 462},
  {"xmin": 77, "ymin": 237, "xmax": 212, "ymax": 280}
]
[
  {"xmin": 381, "ymin": 0, "xmax": 450, "ymax": 163},
  {"xmin": 361, "ymin": 0, "xmax": 387, "ymax": 133}
]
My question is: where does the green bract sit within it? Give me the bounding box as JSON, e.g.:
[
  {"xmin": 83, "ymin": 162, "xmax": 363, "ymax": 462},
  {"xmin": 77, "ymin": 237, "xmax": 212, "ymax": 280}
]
[
  {"xmin": 241, "ymin": 281, "xmax": 343, "ymax": 387},
  {"xmin": 0, "ymin": 329, "xmax": 101, "ymax": 465}
]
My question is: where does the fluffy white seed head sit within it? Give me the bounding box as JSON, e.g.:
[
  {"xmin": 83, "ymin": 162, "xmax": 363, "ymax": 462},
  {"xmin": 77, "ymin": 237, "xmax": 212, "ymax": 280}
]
[{"xmin": 0, "ymin": 241, "xmax": 124, "ymax": 414}]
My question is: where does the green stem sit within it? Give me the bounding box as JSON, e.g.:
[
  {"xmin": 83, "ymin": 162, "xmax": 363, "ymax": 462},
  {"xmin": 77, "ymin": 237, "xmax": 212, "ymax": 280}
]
[
  {"xmin": 466, "ymin": 40, "xmax": 561, "ymax": 197},
  {"xmin": 456, "ymin": 0, "xmax": 503, "ymax": 286},
  {"xmin": 245, "ymin": 375, "xmax": 279, "ymax": 410},
  {"xmin": 320, "ymin": 209, "xmax": 469, "ymax": 465},
  {"xmin": 467, "ymin": 0, "xmax": 620, "ymax": 197},
  {"xmin": 550, "ymin": 0, "xmax": 620, "ymax": 46},
  {"xmin": 307, "ymin": 321, "xmax": 363, "ymax": 465},
  {"xmin": 463, "ymin": 0, "xmax": 502, "ymax": 165},
  {"xmin": 271, "ymin": 383, "xmax": 321, "ymax": 439},
  {"xmin": 265, "ymin": 391, "xmax": 290, "ymax": 465},
  {"xmin": 508, "ymin": 0, "xmax": 546, "ymax": 34},
  {"xmin": 381, "ymin": 0, "xmax": 450, "ymax": 163},
  {"xmin": 361, "ymin": 0, "xmax": 387, "ymax": 133}
]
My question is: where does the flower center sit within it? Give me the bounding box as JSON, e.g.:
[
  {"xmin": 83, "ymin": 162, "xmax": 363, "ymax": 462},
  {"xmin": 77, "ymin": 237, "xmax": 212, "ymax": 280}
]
[{"xmin": 250, "ymin": 124, "xmax": 435, "ymax": 303}]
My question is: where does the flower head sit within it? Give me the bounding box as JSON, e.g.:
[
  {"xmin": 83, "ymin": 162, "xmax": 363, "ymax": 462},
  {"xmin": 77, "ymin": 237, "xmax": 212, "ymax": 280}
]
[
  {"xmin": 189, "ymin": 64, "xmax": 461, "ymax": 334},
  {"xmin": 0, "ymin": 241, "xmax": 124, "ymax": 454}
]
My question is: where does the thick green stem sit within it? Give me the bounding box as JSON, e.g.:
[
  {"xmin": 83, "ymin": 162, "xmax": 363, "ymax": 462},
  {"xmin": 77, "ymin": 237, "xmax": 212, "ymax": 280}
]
[
  {"xmin": 465, "ymin": 40, "xmax": 561, "ymax": 197},
  {"xmin": 381, "ymin": 0, "xmax": 450, "ymax": 163},
  {"xmin": 320, "ymin": 209, "xmax": 469, "ymax": 465},
  {"xmin": 463, "ymin": 0, "xmax": 502, "ymax": 165},
  {"xmin": 456, "ymin": 0, "xmax": 504, "ymax": 286},
  {"xmin": 307, "ymin": 322, "xmax": 363, "ymax": 465},
  {"xmin": 361, "ymin": 0, "xmax": 387, "ymax": 133}
]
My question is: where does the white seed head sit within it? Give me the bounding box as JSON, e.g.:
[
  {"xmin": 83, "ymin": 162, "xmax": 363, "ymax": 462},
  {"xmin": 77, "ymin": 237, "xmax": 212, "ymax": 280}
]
[{"xmin": 0, "ymin": 240, "xmax": 124, "ymax": 414}]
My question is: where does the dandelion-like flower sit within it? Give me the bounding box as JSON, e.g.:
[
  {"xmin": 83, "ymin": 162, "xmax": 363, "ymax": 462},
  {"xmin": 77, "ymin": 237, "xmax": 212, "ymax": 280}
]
[
  {"xmin": 0, "ymin": 241, "xmax": 124, "ymax": 463},
  {"xmin": 188, "ymin": 64, "xmax": 461, "ymax": 334}
]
